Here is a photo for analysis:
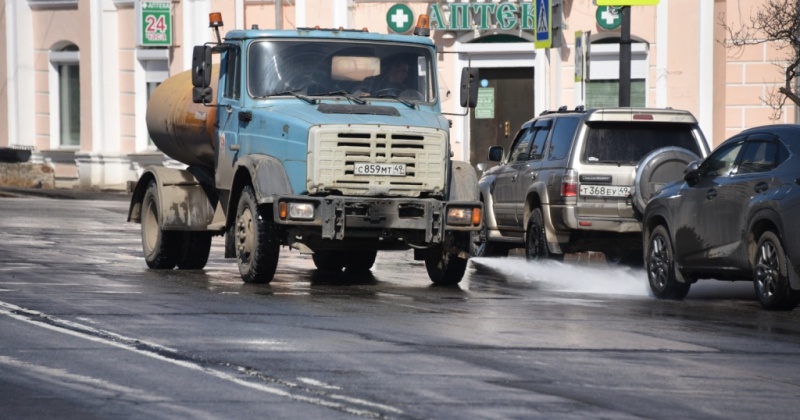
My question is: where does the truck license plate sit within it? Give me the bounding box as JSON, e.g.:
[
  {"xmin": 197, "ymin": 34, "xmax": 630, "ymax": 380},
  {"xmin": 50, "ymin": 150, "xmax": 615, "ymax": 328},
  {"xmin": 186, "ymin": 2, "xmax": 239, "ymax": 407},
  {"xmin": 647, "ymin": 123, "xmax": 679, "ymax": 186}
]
[
  {"xmin": 354, "ymin": 163, "xmax": 406, "ymax": 176},
  {"xmin": 579, "ymin": 185, "xmax": 631, "ymax": 197}
]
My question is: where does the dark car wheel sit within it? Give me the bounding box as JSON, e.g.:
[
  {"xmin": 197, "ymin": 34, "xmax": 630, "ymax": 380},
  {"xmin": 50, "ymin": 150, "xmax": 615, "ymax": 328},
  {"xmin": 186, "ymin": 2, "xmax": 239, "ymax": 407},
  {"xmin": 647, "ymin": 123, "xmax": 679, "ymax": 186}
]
[
  {"xmin": 646, "ymin": 225, "xmax": 690, "ymax": 299},
  {"xmin": 753, "ymin": 231, "xmax": 799, "ymax": 310},
  {"xmin": 525, "ymin": 208, "xmax": 559, "ymax": 261}
]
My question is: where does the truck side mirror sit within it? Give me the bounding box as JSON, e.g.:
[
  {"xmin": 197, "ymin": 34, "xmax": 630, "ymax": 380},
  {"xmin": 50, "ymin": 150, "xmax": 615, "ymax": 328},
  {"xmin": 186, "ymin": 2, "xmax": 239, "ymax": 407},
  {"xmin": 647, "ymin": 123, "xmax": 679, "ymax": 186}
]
[
  {"xmin": 191, "ymin": 45, "xmax": 213, "ymax": 104},
  {"xmin": 192, "ymin": 45, "xmax": 212, "ymax": 87},
  {"xmin": 460, "ymin": 68, "xmax": 479, "ymax": 108},
  {"xmin": 488, "ymin": 146, "xmax": 504, "ymax": 162}
]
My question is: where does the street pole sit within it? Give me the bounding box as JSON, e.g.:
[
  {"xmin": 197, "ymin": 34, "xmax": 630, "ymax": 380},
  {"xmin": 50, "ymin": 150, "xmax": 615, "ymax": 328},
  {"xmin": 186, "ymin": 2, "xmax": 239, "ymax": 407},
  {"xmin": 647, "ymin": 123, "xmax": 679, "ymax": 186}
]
[{"xmin": 619, "ymin": 6, "xmax": 631, "ymax": 107}]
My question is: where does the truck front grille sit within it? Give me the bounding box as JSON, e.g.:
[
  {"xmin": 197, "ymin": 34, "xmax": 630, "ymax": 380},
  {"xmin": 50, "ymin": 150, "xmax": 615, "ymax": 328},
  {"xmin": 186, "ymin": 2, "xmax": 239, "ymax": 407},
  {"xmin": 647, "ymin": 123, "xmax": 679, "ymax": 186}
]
[{"xmin": 309, "ymin": 125, "xmax": 447, "ymax": 197}]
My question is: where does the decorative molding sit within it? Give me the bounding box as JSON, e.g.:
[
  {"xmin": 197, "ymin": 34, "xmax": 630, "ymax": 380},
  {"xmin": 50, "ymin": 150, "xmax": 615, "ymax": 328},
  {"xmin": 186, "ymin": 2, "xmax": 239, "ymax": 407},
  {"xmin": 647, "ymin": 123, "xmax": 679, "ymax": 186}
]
[{"xmin": 27, "ymin": 0, "xmax": 78, "ymax": 11}]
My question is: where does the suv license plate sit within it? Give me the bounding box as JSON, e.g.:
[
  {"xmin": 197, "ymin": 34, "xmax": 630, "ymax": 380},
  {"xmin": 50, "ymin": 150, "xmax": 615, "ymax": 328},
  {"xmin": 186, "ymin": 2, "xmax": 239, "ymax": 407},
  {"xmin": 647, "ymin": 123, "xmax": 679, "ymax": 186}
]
[
  {"xmin": 354, "ymin": 163, "xmax": 407, "ymax": 176},
  {"xmin": 580, "ymin": 185, "xmax": 631, "ymax": 197}
]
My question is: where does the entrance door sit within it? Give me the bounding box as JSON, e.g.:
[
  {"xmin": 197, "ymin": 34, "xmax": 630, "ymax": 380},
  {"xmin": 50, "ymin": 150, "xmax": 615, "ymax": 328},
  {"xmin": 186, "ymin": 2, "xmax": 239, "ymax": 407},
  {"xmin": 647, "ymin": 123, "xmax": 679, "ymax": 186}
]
[{"xmin": 469, "ymin": 67, "xmax": 534, "ymax": 168}]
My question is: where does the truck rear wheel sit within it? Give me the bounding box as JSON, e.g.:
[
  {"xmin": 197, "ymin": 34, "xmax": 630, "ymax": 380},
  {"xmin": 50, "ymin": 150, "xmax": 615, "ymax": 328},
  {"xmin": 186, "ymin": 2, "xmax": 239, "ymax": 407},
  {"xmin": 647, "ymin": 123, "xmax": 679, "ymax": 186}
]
[
  {"xmin": 177, "ymin": 232, "xmax": 212, "ymax": 270},
  {"xmin": 141, "ymin": 181, "xmax": 179, "ymax": 269},
  {"xmin": 235, "ymin": 186, "xmax": 280, "ymax": 284}
]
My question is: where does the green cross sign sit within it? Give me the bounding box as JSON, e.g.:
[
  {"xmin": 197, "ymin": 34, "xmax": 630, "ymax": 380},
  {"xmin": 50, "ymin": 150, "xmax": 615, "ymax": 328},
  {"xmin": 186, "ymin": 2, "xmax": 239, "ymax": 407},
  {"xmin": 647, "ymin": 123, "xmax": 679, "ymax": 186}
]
[
  {"xmin": 387, "ymin": 4, "xmax": 414, "ymax": 33},
  {"xmin": 596, "ymin": 6, "xmax": 621, "ymax": 30}
]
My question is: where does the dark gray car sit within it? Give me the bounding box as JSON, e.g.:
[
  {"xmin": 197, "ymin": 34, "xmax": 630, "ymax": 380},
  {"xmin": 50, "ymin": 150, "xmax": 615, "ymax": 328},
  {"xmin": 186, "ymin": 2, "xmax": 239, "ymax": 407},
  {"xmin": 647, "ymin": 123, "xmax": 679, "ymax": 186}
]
[{"xmin": 643, "ymin": 124, "xmax": 800, "ymax": 310}]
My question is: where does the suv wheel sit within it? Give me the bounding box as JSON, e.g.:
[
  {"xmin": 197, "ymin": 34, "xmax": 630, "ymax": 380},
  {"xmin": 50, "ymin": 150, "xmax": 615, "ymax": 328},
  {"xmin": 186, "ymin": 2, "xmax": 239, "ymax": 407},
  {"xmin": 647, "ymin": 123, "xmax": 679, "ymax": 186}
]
[
  {"xmin": 525, "ymin": 208, "xmax": 557, "ymax": 261},
  {"xmin": 753, "ymin": 231, "xmax": 800, "ymax": 310},
  {"xmin": 646, "ymin": 225, "xmax": 690, "ymax": 299}
]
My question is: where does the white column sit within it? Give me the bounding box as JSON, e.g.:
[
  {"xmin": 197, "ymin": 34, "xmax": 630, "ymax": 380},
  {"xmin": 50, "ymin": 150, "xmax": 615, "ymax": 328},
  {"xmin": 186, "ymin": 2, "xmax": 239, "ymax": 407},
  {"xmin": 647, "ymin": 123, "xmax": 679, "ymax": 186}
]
[
  {"xmin": 535, "ymin": 49, "xmax": 550, "ymax": 116},
  {"xmin": 698, "ymin": 1, "xmax": 714, "ymax": 144},
  {"xmin": 295, "ymin": 0, "xmax": 306, "ymax": 28},
  {"xmin": 90, "ymin": 0, "xmax": 120, "ymax": 154},
  {"xmin": 235, "ymin": 0, "xmax": 244, "ymax": 30},
  {"xmin": 656, "ymin": 0, "xmax": 668, "ymax": 108},
  {"xmin": 333, "ymin": 0, "xmax": 350, "ymax": 28},
  {"xmin": 5, "ymin": 0, "xmax": 35, "ymax": 147},
  {"xmin": 182, "ymin": 0, "xmax": 211, "ymax": 71}
]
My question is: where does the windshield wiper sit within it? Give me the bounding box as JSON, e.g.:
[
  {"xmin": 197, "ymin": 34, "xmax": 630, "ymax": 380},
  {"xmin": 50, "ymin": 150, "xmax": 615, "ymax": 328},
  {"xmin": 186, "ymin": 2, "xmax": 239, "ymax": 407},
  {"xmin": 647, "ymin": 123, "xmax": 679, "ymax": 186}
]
[
  {"xmin": 317, "ymin": 90, "xmax": 367, "ymax": 105},
  {"xmin": 267, "ymin": 90, "xmax": 318, "ymax": 105},
  {"xmin": 372, "ymin": 93, "xmax": 416, "ymax": 109}
]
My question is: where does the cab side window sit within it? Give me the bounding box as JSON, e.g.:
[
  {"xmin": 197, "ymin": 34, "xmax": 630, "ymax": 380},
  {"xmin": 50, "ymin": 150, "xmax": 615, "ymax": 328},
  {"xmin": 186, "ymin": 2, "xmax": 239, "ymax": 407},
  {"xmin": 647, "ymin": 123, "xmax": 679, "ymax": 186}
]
[
  {"xmin": 223, "ymin": 47, "xmax": 241, "ymax": 100},
  {"xmin": 737, "ymin": 140, "xmax": 779, "ymax": 174}
]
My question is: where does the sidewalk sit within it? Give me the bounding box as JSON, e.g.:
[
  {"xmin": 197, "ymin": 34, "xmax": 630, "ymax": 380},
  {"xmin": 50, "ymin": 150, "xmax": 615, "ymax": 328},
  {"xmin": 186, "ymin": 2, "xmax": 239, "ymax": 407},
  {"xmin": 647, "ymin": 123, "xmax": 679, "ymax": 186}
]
[{"xmin": 0, "ymin": 186, "xmax": 131, "ymax": 201}]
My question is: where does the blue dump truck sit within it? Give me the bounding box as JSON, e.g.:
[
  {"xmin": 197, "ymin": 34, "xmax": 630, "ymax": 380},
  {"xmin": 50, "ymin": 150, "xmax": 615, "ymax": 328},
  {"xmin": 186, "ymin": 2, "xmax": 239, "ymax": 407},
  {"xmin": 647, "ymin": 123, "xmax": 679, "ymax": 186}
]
[{"xmin": 127, "ymin": 13, "xmax": 482, "ymax": 285}]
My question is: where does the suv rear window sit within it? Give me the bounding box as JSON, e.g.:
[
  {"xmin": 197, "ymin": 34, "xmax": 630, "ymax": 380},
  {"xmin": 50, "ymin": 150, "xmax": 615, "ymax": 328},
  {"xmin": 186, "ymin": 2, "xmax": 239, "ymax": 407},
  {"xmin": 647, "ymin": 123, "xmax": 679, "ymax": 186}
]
[{"xmin": 583, "ymin": 122, "xmax": 701, "ymax": 164}]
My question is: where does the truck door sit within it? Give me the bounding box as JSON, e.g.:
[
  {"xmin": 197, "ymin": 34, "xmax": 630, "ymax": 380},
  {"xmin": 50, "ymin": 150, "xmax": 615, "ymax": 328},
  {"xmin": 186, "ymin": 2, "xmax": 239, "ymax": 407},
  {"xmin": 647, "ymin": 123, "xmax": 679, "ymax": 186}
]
[{"xmin": 216, "ymin": 45, "xmax": 242, "ymax": 190}]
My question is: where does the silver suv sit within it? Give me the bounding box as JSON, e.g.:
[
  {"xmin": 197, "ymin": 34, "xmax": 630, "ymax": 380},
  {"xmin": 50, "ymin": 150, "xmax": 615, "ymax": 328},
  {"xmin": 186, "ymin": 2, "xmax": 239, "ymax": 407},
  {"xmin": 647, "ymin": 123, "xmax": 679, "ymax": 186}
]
[{"xmin": 473, "ymin": 107, "xmax": 710, "ymax": 263}]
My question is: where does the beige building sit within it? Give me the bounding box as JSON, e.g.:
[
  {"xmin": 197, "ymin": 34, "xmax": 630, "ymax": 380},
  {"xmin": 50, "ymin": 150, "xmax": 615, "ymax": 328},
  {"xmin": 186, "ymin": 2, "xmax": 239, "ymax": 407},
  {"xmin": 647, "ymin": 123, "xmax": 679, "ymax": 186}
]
[{"xmin": 1, "ymin": 0, "xmax": 796, "ymax": 189}]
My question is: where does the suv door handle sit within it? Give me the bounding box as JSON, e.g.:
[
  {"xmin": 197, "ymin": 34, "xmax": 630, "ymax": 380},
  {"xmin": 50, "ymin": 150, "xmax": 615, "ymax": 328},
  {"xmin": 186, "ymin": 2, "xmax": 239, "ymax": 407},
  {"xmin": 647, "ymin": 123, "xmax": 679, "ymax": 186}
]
[
  {"xmin": 754, "ymin": 182, "xmax": 769, "ymax": 193},
  {"xmin": 511, "ymin": 175, "xmax": 517, "ymax": 182},
  {"xmin": 706, "ymin": 189, "xmax": 718, "ymax": 200},
  {"xmin": 531, "ymin": 172, "xmax": 538, "ymax": 180}
]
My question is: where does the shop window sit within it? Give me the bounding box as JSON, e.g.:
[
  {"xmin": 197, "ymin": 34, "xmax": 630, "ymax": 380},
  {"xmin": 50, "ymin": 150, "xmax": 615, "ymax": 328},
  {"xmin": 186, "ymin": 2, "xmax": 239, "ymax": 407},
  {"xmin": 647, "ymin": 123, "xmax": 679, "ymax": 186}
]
[{"xmin": 586, "ymin": 37, "xmax": 648, "ymax": 108}]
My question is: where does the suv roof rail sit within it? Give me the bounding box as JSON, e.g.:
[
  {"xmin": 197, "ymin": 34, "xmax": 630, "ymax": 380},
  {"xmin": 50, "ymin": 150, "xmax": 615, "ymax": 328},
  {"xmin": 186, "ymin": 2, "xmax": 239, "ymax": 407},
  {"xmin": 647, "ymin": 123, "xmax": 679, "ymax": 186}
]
[{"xmin": 539, "ymin": 105, "xmax": 587, "ymax": 116}]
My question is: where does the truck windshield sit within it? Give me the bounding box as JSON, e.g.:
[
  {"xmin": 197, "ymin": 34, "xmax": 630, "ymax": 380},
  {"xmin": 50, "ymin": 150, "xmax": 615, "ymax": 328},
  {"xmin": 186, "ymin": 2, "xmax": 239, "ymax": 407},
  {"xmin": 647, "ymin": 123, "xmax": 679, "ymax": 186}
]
[{"xmin": 248, "ymin": 40, "xmax": 435, "ymax": 104}]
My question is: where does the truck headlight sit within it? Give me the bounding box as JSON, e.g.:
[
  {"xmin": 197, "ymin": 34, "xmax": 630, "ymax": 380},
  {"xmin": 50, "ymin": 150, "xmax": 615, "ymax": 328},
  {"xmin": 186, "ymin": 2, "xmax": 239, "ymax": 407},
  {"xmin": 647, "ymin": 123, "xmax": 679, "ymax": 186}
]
[
  {"xmin": 280, "ymin": 201, "xmax": 315, "ymax": 220},
  {"xmin": 447, "ymin": 207, "xmax": 481, "ymax": 226}
]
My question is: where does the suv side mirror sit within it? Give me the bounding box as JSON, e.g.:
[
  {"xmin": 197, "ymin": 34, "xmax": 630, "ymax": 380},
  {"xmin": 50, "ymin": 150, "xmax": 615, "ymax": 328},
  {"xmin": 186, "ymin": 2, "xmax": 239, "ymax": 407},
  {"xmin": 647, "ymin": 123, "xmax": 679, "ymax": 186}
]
[
  {"xmin": 460, "ymin": 68, "xmax": 479, "ymax": 108},
  {"xmin": 683, "ymin": 161, "xmax": 700, "ymax": 186},
  {"xmin": 488, "ymin": 146, "xmax": 504, "ymax": 162},
  {"xmin": 192, "ymin": 45, "xmax": 213, "ymax": 104}
]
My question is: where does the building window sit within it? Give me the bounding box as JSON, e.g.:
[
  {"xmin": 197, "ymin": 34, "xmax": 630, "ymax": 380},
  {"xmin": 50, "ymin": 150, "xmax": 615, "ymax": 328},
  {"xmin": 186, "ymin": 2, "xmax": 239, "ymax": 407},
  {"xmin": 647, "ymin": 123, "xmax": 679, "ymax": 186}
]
[
  {"xmin": 585, "ymin": 38, "xmax": 648, "ymax": 108},
  {"xmin": 50, "ymin": 44, "xmax": 80, "ymax": 147},
  {"xmin": 146, "ymin": 81, "xmax": 161, "ymax": 146}
]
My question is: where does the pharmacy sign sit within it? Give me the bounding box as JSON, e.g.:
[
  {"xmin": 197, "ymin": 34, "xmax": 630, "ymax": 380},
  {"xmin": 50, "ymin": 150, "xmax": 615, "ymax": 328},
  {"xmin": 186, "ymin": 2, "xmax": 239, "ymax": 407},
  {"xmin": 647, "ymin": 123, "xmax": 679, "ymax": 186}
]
[
  {"xmin": 136, "ymin": 1, "xmax": 172, "ymax": 47},
  {"xmin": 387, "ymin": 4, "xmax": 414, "ymax": 34}
]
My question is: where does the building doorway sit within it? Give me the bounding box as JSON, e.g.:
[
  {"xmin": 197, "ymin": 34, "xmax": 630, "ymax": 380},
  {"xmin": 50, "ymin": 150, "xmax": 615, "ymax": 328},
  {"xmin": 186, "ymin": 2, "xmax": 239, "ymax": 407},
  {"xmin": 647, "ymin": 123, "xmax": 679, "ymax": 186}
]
[{"xmin": 469, "ymin": 67, "xmax": 534, "ymax": 168}]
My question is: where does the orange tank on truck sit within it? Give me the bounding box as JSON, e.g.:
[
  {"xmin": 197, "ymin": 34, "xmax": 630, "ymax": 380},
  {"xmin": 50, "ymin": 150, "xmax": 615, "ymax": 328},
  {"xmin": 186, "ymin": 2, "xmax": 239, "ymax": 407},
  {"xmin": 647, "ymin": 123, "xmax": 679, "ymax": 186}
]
[
  {"xmin": 127, "ymin": 12, "xmax": 484, "ymax": 287},
  {"xmin": 145, "ymin": 67, "xmax": 219, "ymax": 169}
]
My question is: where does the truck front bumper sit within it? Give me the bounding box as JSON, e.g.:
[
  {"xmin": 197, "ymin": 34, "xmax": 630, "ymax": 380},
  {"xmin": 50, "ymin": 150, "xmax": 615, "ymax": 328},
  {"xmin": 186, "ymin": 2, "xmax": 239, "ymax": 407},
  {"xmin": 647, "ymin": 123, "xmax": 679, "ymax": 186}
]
[{"xmin": 271, "ymin": 195, "xmax": 482, "ymax": 243}]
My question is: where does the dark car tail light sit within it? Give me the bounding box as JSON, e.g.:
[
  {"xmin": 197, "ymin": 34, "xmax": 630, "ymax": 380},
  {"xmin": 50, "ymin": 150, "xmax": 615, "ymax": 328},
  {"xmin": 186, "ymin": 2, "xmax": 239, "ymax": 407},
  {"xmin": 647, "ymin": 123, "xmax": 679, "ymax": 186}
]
[{"xmin": 562, "ymin": 169, "xmax": 578, "ymax": 197}]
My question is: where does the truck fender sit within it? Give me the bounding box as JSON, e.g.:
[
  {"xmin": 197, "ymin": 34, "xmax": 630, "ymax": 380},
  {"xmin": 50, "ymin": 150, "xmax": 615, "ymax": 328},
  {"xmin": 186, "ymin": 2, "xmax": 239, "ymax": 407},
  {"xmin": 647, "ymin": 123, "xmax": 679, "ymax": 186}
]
[
  {"xmin": 448, "ymin": 160, "xmax": 480, "ymax": 201},
  {"xmin": 232, "ymin": 155, "xmax": 293, "ymax": 204},
  {"xmin": 128, "ymin": 166, "xmax": 218, "ymax": 230}
]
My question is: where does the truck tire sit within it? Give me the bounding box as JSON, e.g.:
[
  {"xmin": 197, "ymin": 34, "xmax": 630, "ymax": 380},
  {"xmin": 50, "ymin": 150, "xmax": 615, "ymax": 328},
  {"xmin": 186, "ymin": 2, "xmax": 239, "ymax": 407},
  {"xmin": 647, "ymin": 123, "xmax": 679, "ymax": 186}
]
[
  {"xmin": 235, "ymin": 186, "xmax": 280, "ymax": 284},
  {"xmin": 425, "ymin": 244, "xmax": 467, "ymax": 286},
  {"xmin": 344, "ymin": 250, "xmax": 378, "ymax": 273},
  {"xmin": 141, "ymin": 181, "xmax": 179, "ymax": 269},
  {"xmin": 312, "ymin": 251, "xmax": 345, "ymax": 272},
  {"xmin": 177, "ymin": 232, "xmax": 212, "ymax": 270}
]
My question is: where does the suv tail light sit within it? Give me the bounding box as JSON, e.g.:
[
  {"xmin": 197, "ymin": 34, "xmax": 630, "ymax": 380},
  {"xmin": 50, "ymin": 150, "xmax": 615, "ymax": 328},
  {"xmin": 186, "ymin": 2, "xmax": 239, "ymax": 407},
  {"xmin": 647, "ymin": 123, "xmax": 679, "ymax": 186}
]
[{"xmin": 562, "ymin": 169, "xmax": 578, "ymax": 197}]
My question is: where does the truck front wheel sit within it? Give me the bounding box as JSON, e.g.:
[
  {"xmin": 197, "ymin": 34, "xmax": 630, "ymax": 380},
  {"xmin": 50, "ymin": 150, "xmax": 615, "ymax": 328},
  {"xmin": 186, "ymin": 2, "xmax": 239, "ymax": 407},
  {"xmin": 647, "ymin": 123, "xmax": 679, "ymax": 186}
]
[
  {"xmin": 425, "ymin": 244, "xmax": 467, "ymax": 286},
  {"xmin": 141, "ymin": 181, "xmax": 179, "ymax": 269},
  {"xmin": 235, "ymin": 186, "xmax": 280, "ymax": 284}
]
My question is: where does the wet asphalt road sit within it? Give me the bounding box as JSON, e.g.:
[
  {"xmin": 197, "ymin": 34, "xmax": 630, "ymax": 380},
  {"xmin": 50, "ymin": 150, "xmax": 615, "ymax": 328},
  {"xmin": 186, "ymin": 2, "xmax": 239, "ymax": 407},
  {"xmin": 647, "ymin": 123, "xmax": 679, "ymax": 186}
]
[{"xmin": 0, "ymin": 192, "xmax": 799, "ymax": 419}]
